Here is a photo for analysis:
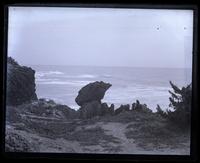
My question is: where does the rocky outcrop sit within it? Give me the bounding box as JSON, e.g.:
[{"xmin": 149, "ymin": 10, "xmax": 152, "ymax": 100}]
[
  {"xmin": 79, "ymin": 101, "xmax": 115, "ymax": 119},
  {"xmin": 6, "ymin": 106, "xmax": 22, "ymax": 123},
  {"xmin": 27, "ymin": 99, "xmax": 78, "ymax": 119},
  {"xmin": 5, "ymin": 130, "xmax": 37, "ymax": 152},
  {"xmin": 76, "ymin": 81, "xmax": 113, "ymax": 119},
  {"xmin": 115, "ymin": 104, "xmax": 130, "ymax": 115},
  {"xmin": 11, "ymin": 99, "xmax": 78, "ymax": 120},
  {"xmin": 131, "ymin": 100, "xmax": 152, "ymax": 113},
  {"xmin": 6, "ymin": 57, "xmax": 37, "ymax": 106},
  {"xmin": 75, "ymin": 81, "xmax": 111, "ymax": 106},
  {"xmin": 101, "ymin": 103, "xmax": 115, "ymax": 115},
  {"xmin": 79, "ymin": 101, "xmax": 102, "ymax": 119}
]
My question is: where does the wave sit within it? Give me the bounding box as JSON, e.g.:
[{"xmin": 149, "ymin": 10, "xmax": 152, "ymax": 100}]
[
  {"xmin": 77, "ymin": 74, "xmax": 96, "ymax": 78},
  {"xmin": 64, "ymin": 74, "xmax": 97, "ymax": 79},
  {"xmin": 35, "ymin": 78, "xmax": 60, "ymax": 82},
  {"xmin": 35, "ymin": 71, "xmax": 64, "ymax": 78},
  {"xmin": 104, "ymin": 85, "xmax": 172, "ymax": 103},
  {"xmin": 35, "ymin": 71, "xmax": 98, "ymax": 79},
  {"xmin": 102, "ymin": 74, "xmax": 112, "ymax": 78},
  {"xmin": 37, "ymin": 80, "xmax": 92, "ymax": 86}
]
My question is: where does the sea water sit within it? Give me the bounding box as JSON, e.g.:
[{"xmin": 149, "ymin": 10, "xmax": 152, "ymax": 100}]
[{"xmin": 30, "ymin": 65, "xmax": 192, "ymax": 112}]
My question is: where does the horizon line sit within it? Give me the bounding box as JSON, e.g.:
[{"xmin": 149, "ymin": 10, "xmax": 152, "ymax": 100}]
[{"xmin": 24, "ymin": 64, "xmax": 192, "ymax": 69}]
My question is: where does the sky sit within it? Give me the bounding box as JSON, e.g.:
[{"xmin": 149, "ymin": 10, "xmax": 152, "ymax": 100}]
[{"xmin": 8, "ymin": 7, "xmax": 193, "ymax": 68}]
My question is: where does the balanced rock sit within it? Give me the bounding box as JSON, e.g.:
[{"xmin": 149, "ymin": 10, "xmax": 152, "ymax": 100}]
[
  {"xmin": 6, "ymin": 57, "xmax": 37, "ymax": 106},
  {"xmin": 75, "ymin": 81, "xmax": 111, "ymax": 106}
]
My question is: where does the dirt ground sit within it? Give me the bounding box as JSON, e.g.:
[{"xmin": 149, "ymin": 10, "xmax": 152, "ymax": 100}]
[{"xmin": 5, "ymin": 118, "xmax": 190, "ymax": 155}]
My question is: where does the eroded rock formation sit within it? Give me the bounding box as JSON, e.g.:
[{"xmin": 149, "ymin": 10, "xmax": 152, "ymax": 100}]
[
  {"xmin": 6, "ymin": 57, "xmax": 37, "ymax": 106},
  {"xmin": 76, "ymin": 81, "xmax": 113, "ymax": 119},
  {"xmin": 75, "ymin": 81, "xmax": 111, "ymax": 106},
  {"xmin": 115, "ymin": 104, "xmax": 130, "ymax": 115}
]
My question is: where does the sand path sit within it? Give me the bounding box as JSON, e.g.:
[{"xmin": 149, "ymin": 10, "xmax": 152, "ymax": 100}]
[
  {"xmin": 97, "ymin": 122, "xmax": 147, "ymax": 154},
  {"xmin": 94, "ymin": 122, "xmax": 190, "ymax": 155}
]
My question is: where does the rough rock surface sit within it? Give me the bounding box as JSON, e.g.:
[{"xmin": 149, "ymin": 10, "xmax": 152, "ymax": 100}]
[
  {"xmin": 131, "ymin": 100, "xmax": 152, "ymax": 113},
  {"xmin": 6, "ymin": 99, "xmax": 78, "ymax": 122},
  {"xmin": 6, "ymin": 106, "xmax": 22, "ymax": 123},
  {"xmin": 75, "ymin": 81, "xmax": 111, "ymax": 106},
  {"xmin": 115, "ymin": 104, "xmax": 130, "ymax": 115},
  {"xmin": 5, "ymin": 129, "xmax": 36, "ymax": 152},
  {"xmin": 79, "ymin": 101, "xmax": 102, "ymax": 119},
  {"xmin": 6, "ymin": 57, "xmax": 37, "ymax": 106},
  {"xmin": 101, "ymin": 103, "xmax": 115, "ymax": 115}
]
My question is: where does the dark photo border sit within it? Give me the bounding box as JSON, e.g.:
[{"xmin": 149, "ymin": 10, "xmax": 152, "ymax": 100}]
[{"xmin": 0, "ymin": 1, "xmax": 199, "ymax": 162}]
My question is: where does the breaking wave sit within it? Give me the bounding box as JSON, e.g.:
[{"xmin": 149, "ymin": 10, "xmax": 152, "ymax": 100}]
[
  {"xmin": 36, "ymin": 71, "xmax": 64, "ymax": 77},
  {"xmin": 37, "ymin": 80, "xmax": 92, "ymax": 86}
]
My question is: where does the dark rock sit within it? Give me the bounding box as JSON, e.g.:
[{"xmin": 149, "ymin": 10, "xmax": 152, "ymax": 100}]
[
  {"xmin": 110, "ymin": 104, "xmax": 114, "ymax": 110},
  {"xmin": 101, "ymin": 103, "xmax": 114, "ymax": 115},
  {"xmin": 75, "ymin": 81, "xmax": 111, "ymax": 106},
  {"xmin": 21, "ymin": 100, "xmax": 77, "ymax": 119},
  {"xmin": 7, "ymin": 56, "xmax": 19, "ymax": 66},
  {"xmin": 101, "ymin": 102, "xmax": 109, "ymax": 115},
  {"xmin": 115, "ymin": 104, "xmax": 130, "ymax": 115},
  {"xmin": 79, "ymin": 101, "xmax": 102, "ymax": 119},
  {"xmin": 6, "ymin": 106, "xmax": 22, "ymax": 123},
  {"xmin": 131, "ymin": 100, "xmax": 152, "ymax": 113},
  {"xmin": 132, "ymin": 103, "xmax": 136, "ymax": 110},
  {"xmin": 5, "ymin": 131, "xmax": 36, "ymax": 152},
  {"xmin": 53, "ymin": 104, "xmax": 78, "ymax": 119},
  {"xmin": 6, "ymin": 57, "xmax": 37, "ymax": 106}
]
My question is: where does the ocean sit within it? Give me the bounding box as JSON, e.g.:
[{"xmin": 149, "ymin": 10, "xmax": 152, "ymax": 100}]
[{"xmin": 30, "ymin": 65, "xmax": 192, "ymax": 112}]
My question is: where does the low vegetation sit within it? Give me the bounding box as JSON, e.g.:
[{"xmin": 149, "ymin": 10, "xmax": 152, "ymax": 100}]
[{"xmin": 156, "ymin": 81, "xmax": 191, "ymax": 130}]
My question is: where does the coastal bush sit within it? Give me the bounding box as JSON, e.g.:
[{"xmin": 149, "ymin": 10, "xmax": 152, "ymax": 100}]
[
  {"xmin": 156, "ymin": 104, "xmax": 168, "ymax": 118},
  {"xmin": 166, "ymin": 81, "xmax": 191, "ymax": 129},
  {"xmin": 156, "ymin": 81, "xmax": 192, "ymax": 129}
]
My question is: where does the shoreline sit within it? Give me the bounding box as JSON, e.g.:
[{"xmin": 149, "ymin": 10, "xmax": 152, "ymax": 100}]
[{"xmin": 5, "ymin": 57, "xmax": 191, "ymax": 154}]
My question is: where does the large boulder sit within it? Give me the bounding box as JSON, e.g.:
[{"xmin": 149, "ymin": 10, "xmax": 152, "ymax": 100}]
[
  {"xmin": 6, "ymin": 57, "xmax": 37, "ymax": 106},
  {"xmin": 75, "ymin": 81, "xmax": 111, "ymax": 106}
]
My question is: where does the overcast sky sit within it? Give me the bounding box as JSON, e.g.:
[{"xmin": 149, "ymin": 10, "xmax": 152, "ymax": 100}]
[{"xmin": 8, "ymin": 7, "xmax": 193, "ymax": 68}]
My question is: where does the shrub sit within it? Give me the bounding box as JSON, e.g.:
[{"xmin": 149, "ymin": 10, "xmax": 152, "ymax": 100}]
[
  {"xmin": 155, "ymin": 81, "xmax": 191, "ymax": 129},
  {"xmin": 157, "ymin": 81, "xmax": 192, "ymax": 129},
  {"xmin": 156, "ymin": 104, "xmax": 168, "ymax": 118}
]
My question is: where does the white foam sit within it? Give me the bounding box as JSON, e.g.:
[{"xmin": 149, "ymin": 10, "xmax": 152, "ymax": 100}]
[
  {"xmin": 35, "ymin": 71, "xmax": 64, "ymax": 78},
  {"xmin": 69, "ymin": 105, "xmax": 80, "ymax": 110},
  {"xmin": 64, "ymin": 74, "xmax": 97, "ymax": 79},
  {"xmin": 101, "ymin": 74, "xmax": 112, "ymax": 78},
  {"xmin": 78, "ymin": 74, "xmax": 96, "ymax": 78},
  {"xmin": 37, "ymin": 80, "xmax": 92, "ymax": 86},
  {"xmin": 35, "ymin": 78, "xmax": 60, "ymax": 82}
]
